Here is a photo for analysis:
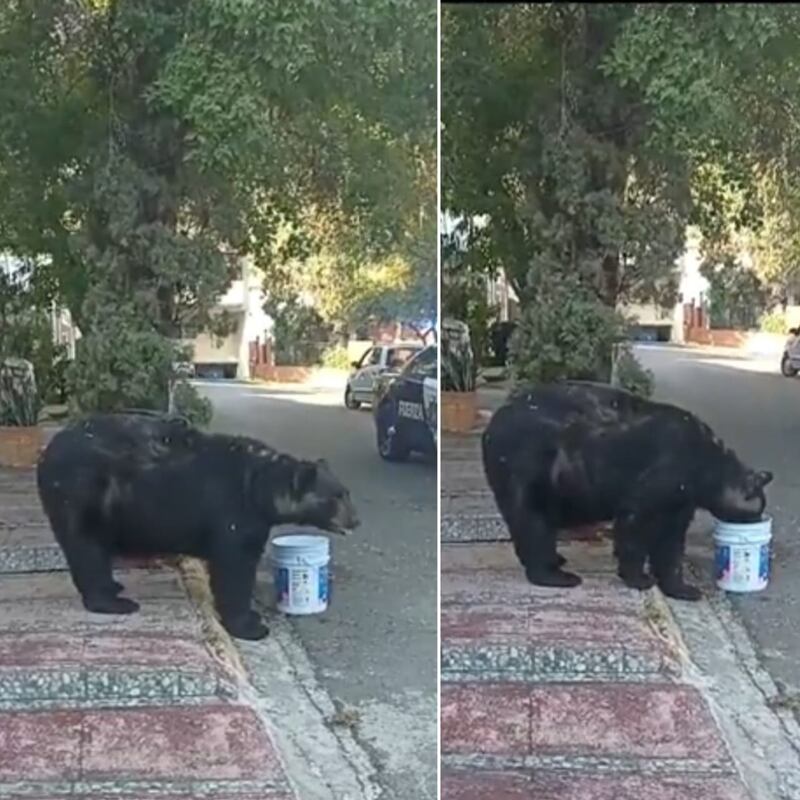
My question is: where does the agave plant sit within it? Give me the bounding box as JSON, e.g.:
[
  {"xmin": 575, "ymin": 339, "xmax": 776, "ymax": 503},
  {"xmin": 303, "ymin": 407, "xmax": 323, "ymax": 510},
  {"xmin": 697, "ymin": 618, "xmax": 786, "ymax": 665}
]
[
  {"xmin": 0, "ymin": 358, "xmax": 41, "ymax": 427},
  {"xmin": 441, "ymin": 318, "xmax": 477, "ymax": 392}
]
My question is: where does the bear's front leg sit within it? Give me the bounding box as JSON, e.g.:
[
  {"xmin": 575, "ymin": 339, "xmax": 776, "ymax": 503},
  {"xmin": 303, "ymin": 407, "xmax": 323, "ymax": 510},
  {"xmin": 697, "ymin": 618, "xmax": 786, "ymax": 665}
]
[
  {"xmin": 208, "ymin": 542, "xmax": 269, "ymax": 641},
  {"xmin": 613, "ymin": 509, "xmax": 656, "ymax": 591},
  {"xmin": 649, "ymin": 506, "xmax": 702, "ymax": 601}
]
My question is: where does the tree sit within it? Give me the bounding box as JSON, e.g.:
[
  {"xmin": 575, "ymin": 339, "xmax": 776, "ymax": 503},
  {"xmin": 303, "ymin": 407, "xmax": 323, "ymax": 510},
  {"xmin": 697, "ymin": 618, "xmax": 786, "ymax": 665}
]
[
  {"xmin": 263, "ymin": 202, "xmax": 436, "ymax": 346},
  {"xmin": 442, "ymin": 4, "xmax": 800, "ymax": 378},
  {"xmin": 0, "ymin": 0, "xmax": 435, "ymax": 412}
]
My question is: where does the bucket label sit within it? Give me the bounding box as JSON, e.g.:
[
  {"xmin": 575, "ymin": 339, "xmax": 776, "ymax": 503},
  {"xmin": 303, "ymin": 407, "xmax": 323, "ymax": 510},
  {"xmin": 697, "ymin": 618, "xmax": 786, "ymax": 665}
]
[
  {"xmin": 715, "ymin": 545, "xmax": 731, "ymax": 583},
  {"xmin": 318, "ymin": 565, "xmax": 329, "ymax": 603},
  {"xmin": 274, "ymin": 562, "xmax": 329, "ymax": 614},
  {"xmin": 759, "ymin": 544, "xmax": 770, "ymax": 582},
  {"xmin": 290, "ymin": 566, "xmax": 314, "ymax": 608},
  {"xmin": 715, "ymin": 541, "xmax": 770, "ymax": 591},
  {"xmin": 276, "ymin": 567, "xmax": 290, "ymax": 603}
]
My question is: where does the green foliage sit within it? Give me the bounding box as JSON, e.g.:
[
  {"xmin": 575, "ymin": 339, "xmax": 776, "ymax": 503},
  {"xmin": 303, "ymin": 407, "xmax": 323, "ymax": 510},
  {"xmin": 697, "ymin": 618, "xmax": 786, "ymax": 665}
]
[
  {"xmin": 760, "ymin": 309, "xmax": 789, "ymax": 335},
  {"xmin": 443, "ymin": 4, "xmax": 800, "ymax": 378},
  {"xmin": 0, "ymin": 358, "xmax": 40, "ymax": 426},
  {"xmin": 321, "ymin": 346, "xmax": 351, "ymax": 370},
  {"xmin": 264, "ymin": 210, "xmax": 436, "ymax": 345},
  {"xmin": 0, "ymin": 265, "xmax": 67, "ymax": 406},
  {"xmin": 443, "ymin": 5, "xmax": 689, "ymax": 311},
  {"xmin": 509, "ymin": 268, "xmax": 626, "ymax": 385},
  {"xmin": 442, "ymin": 225, "xmax": 498, "ymax": 367},
  {"xmin": 67, "ymin": 306, "xmax": 173, "ymax": 415},
  {"xmin": 613, "ymin": 344, "xmax": 654, "ymax": 398},
  {"xmin": 171, "ymin": 380, "xmax": 212, "ymax": 428},
  {"xmin": 441, "ymin": 278, "xmax": 495, "ymax": 369},
  {"xmin": 266, "ymin": 300, "xmax": 331, "ymax": 366},
  {"xmin": 0, "ymin": 0, "xmax": 434, "ymax": 410},
  {"xmin": 700, "ymin": 253, "xmax": 767, "ymax": 330}
]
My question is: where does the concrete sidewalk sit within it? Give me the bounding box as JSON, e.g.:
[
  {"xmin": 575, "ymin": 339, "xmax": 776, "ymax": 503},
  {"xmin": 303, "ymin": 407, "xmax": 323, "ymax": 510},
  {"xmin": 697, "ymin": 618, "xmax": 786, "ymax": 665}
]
[
  {"xmin": 0, "ymin": 466, "xmax": 378, "ymax": 800},
  {"xmin": 441, "ymin": 431, "xmax": 800, "ymax": 800}
]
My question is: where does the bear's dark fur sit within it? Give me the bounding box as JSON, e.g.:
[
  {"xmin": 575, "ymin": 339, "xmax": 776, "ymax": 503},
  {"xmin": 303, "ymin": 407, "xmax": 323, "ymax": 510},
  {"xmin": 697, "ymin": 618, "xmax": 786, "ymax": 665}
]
[
  {"xmin": 482, "ymin": 382, "xmax": 772, "ymax": 600},
  {"xmin": 36, "ymin": 413, "xmax": 360, "ymax": 639}
]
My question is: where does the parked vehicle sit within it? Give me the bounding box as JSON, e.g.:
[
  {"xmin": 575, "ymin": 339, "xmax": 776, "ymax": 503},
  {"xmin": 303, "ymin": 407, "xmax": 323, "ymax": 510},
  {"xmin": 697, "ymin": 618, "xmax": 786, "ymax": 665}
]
[
  {"xmin": 344, "ymin": 343, "xmax": 423, "ymax": 409},
  {"xmin": 781, "ymin": 328, "xmax": 800, "ymax": 377},
  {"xmin": 373, "ymin": 345, "xmax": 437, "ymax": 462}
]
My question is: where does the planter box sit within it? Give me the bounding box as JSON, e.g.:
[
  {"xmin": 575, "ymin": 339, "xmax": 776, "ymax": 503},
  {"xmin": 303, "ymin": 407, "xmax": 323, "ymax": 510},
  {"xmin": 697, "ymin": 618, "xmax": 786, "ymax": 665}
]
[
  {"xmin": 0, "ymin": 426, "xmax": 44, "ymax": 468},
  {"xmin": 442, "ymin": 391, "xmax": 478, "ymax": 434}
]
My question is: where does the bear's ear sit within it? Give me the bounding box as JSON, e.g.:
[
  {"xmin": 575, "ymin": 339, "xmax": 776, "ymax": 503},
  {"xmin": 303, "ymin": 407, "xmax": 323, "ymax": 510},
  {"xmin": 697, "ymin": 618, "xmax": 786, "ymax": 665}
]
[
  {"xmin": 757, "ymin": 470, "xmax": 774, "ymax": 488},
  {"xmin": 745, "ymin": 469, "xmax": 773, "ymax": 496},
  {"xmin": 292, "ymin": 462, "xmax": 318, "ymax": 496}
]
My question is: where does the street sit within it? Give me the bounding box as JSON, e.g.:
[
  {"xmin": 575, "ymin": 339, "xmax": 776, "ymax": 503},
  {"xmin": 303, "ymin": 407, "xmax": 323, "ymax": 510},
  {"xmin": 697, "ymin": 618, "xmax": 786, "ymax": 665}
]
[
  {"xmin": 200, "ymin": 379, "xmax": 438, "ymax": 800},
  {"xmin": 636, "ymin": 344, "xmax": 800, "ymax": 702}
]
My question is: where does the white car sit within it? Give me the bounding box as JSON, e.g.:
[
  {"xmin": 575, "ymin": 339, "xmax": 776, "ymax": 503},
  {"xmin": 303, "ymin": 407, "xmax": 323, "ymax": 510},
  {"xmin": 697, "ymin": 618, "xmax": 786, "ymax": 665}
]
[
  {"xmin": 344, "ymin": 343, "xmax": 423, "ymax": 409},
  {"xmin": 781, "ymin": 328, "xmax": 800, "ymax": 377}
]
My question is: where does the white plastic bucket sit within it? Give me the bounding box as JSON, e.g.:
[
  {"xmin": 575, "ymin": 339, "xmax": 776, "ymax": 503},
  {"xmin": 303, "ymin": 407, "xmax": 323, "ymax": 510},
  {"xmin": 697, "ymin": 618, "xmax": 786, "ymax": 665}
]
[
  {"xmin": 271, "ymin": 535, "xmax": 330, "ymax": 615},
  {"xmin": 713, "ymin": 516, "xmax": 772, "ymax": 593}
]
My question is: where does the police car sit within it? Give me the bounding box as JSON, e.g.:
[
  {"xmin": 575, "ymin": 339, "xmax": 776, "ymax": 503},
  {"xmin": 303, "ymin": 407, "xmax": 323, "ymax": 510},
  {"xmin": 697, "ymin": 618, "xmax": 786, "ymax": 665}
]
[{"xmin": 373, "ymin": 344, "xmax": 437, "ymax": 462}]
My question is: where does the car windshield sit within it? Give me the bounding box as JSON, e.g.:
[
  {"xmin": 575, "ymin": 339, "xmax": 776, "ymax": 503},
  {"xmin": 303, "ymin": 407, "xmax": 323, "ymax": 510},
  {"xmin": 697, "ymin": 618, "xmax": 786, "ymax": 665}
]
[
  {"xmin": 388, "ymin": 346, "xmax": 421, "ymax": 370},
  {"xmin": 402, "ymin": 346, "xmax": 437, "ymax": 379}
]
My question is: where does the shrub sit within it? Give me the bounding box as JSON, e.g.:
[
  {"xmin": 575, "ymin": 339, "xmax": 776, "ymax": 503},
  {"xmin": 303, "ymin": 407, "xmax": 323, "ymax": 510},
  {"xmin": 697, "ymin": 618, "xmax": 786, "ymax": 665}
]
[
  {"xmin": 612, "ymin": 344, "xmax": 655, "ymax": 398},
  {"xmin": 321, "ymin": 345, "xmax": 351, "ymax": 370},
  {"xmin": 509, "ymin": 273, "xmax": 625, "ymax": 384},
  {"xmin": 761, "ymin": 309, "xmax": 789, "ymax": 335},
  {"xmin": 68, "ymin": 317, "xmax": 173, "ymax": 415},
  {"xmin": 170, "ymin": 380, "xmax": 213, "ymax": 427}
]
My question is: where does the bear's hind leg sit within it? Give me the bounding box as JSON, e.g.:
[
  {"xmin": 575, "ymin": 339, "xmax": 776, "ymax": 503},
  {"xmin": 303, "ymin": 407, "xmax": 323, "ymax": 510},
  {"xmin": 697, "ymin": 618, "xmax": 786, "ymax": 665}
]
[
  {"xmin": 649, "ymin": 506, "xmax": 701, "ymax": 601},
  {"xmin": 490, "ymin": 469, "xmax": 577, "ymax": 587},
  {"xmin": 208, "ymin": 544, "xmax": 268, "ymax": 641},
  {"xmin": 53, "ymin": 514, "xmax": 138, "ymax": 614}
]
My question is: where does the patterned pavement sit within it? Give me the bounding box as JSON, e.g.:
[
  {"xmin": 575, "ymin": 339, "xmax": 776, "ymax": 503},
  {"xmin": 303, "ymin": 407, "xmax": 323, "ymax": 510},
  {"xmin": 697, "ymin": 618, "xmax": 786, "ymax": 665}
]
[
  {"xmin": 441, "ymin": 432, "xmax": 755, "ymax": 800},
  {"xmin": 0, "ymin": 467, "xmax": 298, "ymax": 799}
]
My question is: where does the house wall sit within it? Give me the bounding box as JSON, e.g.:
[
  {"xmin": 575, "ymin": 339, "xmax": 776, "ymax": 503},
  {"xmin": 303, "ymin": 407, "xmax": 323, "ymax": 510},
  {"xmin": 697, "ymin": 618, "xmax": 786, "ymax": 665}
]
[
  {"xmin": 192, "ymin": 321, "xmax": 242, "ymax": 363},
  {"xmin": 189, "ymin": 258, "xmax": 272, "ymax": 379}
]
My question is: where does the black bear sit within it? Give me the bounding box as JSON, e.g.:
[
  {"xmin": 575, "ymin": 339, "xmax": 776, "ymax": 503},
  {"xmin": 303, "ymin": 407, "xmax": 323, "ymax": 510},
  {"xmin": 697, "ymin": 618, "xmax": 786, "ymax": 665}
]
[
  {"xmin": 482, "ymin": 382, "xmax": 772, "ymax": 600},
  {"xmin": 36, "ymin": 412, "xmax": 360, "ymax": 639}
]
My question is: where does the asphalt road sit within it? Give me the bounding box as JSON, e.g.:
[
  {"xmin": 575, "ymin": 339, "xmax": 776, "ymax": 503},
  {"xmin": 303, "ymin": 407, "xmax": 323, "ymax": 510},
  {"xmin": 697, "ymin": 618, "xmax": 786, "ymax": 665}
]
[
  {"xmin": 636, "ymin": 344, "xmax": 800, "ymax": 700},
  {"xmin": 200, "ymin": 379, "xmax": 437, "ymax": 800}
]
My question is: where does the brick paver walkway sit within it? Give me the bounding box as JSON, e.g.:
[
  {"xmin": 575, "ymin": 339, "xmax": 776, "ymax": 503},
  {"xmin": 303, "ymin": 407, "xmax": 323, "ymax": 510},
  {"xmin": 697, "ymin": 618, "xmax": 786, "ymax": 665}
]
[
  {"xmin": 0, "ymin": 466, "xmax": 298, "ymax": 799},
  {"xmin": 441, "ymin": 432, "xmax": 755, "ymax": 800}
]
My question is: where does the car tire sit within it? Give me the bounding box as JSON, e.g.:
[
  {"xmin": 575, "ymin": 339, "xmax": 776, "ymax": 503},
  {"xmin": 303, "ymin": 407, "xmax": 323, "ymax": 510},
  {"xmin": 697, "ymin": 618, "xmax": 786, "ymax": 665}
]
[
  {"xmin": 376, "ymin": 407, "xmax": 409, "ymax": 462},
  {"xmin": 781, "ymin": 353, "xmax": 798, "ymax": 377},
  {"xmin": 345, "ymin": 386, "xmax": 361, "ymax": 409}
]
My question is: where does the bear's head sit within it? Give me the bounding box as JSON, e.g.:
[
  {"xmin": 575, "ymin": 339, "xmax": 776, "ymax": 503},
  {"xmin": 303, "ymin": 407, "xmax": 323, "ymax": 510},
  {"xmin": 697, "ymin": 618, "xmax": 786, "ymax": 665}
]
[
  {"xmin": 264, "ymin": 455, "xmax": 360, "ymax": 534},
  {"xmin": 707, "ymin": 459, "xmax": 773, "ymax": 523}
]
